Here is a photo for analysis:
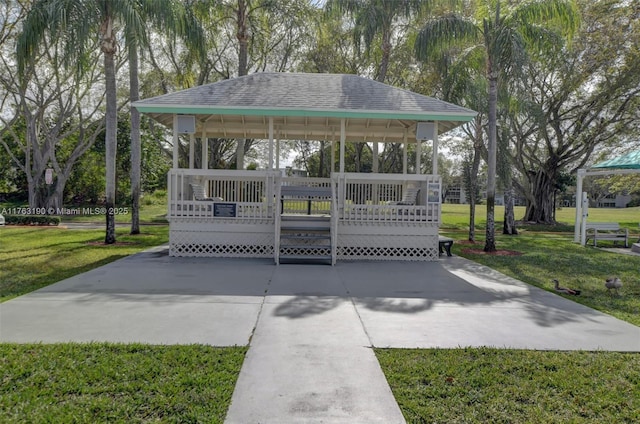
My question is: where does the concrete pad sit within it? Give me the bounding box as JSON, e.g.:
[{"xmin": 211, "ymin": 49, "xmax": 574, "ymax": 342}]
[
  {"xmin": 225, "ymin": 301, "xmax": 405, "ymax": 424},
  {"xmin": 1, "ymin": 295, "xmax": 261, "ymax": 345},
  {"xmin": 344, "ymin": 257, "xmax": 640, "ymax": 351},
  {"xmin": 0, "ymin": 248, "xmax": 272, "ymax": 345}
]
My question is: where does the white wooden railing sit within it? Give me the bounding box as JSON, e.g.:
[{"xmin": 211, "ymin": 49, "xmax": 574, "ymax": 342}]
[
  {"xmin": 337, "ymin": 173, "xmax": 441, "ymax": 224},
  {"xmin": 167, "ymin": 169, "xmax": 278, "ymax": 219},
  {"xmin": 167, "ymin": 169, "xmax": 440, "ymax": 225}
]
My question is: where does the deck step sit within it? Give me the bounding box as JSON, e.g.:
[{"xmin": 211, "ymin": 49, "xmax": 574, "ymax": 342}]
[
  {"xmin": 279, "ymin": 254, "xmax": 332, "ymax": 264},
  {"xmin": 280, "ymin": 244, "xmax": 330, "ymax": 251},
  {"xmin": 280, "ymin": 226, "xmax": 330, "ymax": 233},
  {"xmin": 280, "ymin": 234, "xmax": 331, "ymax": 241},
  {"xmin": 278, "ymin": 216, "xmax": 332, "ymax": 264}
]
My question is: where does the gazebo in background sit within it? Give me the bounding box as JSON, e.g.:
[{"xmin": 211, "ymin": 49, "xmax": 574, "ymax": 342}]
[
  {"xmin": 133, "ymin": 73, "xmax": 476, "ymax": 263},
  {"xmin": 574, "ymin": 149, "xmax": 640, "ymax": 245}
]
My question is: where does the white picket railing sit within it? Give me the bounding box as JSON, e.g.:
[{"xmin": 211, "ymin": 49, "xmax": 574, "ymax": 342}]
[
  {"xmin": 337, "ymin": 173, "xmax": 441, "ymax": 224},
  {"xmin": 167, "ymin": 169, "xmax": 278, "ymax": 220},
  {"xmin": 167, "ymin": 169, "xmax": 440, "ymax": 224}
]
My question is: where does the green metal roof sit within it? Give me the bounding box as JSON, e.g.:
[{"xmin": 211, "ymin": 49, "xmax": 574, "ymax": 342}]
[{"xmin": 592, "ymin": 150, "xmax": 640, "ymax": 170}]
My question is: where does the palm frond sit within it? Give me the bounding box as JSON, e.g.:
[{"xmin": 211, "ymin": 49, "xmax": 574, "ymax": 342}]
[
  {"xmin": 415, "ymin": 14, "xmax": 479, "ymax": 61},
  {"xmin": 511, "ymin": 0, "xmax": 580, "ymax": 39}
]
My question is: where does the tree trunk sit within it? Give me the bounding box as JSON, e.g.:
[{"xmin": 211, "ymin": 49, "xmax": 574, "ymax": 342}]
[
  {"xmin": 523, "ymin": 170, "xmax": 556, "ymax": 223},
  {"xmin": 484, "ymin": 72, "xmax": 498, "ymax": 252},
  {"xmin": 503, "ymin": 184, "xmax": 518, "ymax": 235},
  {"xmin": 103, "ymin": 33, "xmax": 118, "ymax": 244},
  {"xmin": 236, "ymin": 0, "xmax": 248, "ymax": 78},
  {"xmin": 129, "ymin": 45, "xmax": 141, "ymax": 235},
  {"xmin": 235, "ymin": 0, "xmax": 249, "ymax": 170}
]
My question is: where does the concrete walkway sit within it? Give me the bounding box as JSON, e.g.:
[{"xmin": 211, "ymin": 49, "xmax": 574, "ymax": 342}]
[{"xmin": 2, "ymin": 247, "xmax": 639, "ymax": 423}]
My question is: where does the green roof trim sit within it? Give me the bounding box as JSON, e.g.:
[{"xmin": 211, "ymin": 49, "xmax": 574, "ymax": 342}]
[{"xmin": 133, "ymin": 104, "xmax": 476, "ymax": 122}]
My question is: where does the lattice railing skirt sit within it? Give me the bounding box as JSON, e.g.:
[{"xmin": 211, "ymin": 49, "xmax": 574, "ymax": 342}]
[
  {"xmin": 337, "ymin": 234, "xmax": 439, "ymax": 261},
  {"xmin": 169, "ymin": 219, "xmax": 439, "ymax": 261},
  {"xmin": 170, "ymin": 229, "xmax": 274, "ymax": 258}
]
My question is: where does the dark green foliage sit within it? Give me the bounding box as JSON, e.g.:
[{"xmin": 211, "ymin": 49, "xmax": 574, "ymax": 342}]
[{"xmin": 3, "ymin": 215, "xmax": 60, "ymax": 226}]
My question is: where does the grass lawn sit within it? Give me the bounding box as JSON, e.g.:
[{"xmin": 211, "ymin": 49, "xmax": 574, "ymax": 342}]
[
  {"xmin": 376, "ymin": 204, "xmax": 640, "ymax": 423},
  {"xmin": 0, "ymin": 343, "xmax": 247, "ymax": 423},
  {"xmin": 439, "ymin": 204, "xmax": 640, "ymax": 327},
  {"xmin": 1, "ymin": 199, "xmax": 638, "ymax": 424},
  {"xmin": 0, "ymin": 225, "xmax": 168, "ymax": 302},
  {"xmin": 440, "ymin": 203, "xmax": 640, "ymax": 231},
  {"xmin": 376, "ymin": 347, "xmax": 640, "ymax": 423}
]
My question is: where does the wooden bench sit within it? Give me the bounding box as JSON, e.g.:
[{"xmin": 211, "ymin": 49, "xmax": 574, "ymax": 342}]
[
  {"xmin": 439, "ymin": 236, "xmax": 453, "ymax": 257},
  {"xmin": 585, "ymin": 223, "xmax": 629, "ymax": 248}
]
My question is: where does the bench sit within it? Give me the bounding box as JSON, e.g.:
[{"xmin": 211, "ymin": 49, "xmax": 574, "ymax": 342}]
[
  {"xmin": 439, "ymin": 236, "xmax": 453, "ymax": 257},
  {"xmin": 585, "ymin": 222, "xmax": 629, "ymax": 248},
  {"xmin": 281, "ymin": 185, "xmax": 332, "ymax": 215},
  {"xmin": 190, "ymin": 183, "xmax": 223, "ymax": 202}
]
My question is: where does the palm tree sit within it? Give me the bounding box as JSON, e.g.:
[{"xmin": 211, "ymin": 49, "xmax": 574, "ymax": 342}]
[
  {"xmin": 326, "ymin": 0, "xmax": 431, "ymax": 173},
  {"xmin": 18, "ymin": 0, "xmax": 202, "ymax": 242},
  {"xmin": 415, "ymin": 0, "xmax": 579, "ymax": 251},
  {"xmin": 18, "ymin": 0, "xmax": 145, "ymax": 243},
  {"xmin": 127, "ymin": 2, "xmax": 203, "ymax": 235}
]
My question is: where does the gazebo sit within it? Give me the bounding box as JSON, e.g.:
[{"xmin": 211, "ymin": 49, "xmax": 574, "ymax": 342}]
[
  {"xmin": 574, "ymin": 149, "xmax": 640, "ymax": 245},
  {"xmin": 133, "ymin": 73, "xmax": 476, "ymax": 263}
]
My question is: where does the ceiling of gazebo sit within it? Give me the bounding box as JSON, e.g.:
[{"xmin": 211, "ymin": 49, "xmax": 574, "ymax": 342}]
[{"xmin": 133, "ymin": 73, "xmax": 477, "ymax": 143}]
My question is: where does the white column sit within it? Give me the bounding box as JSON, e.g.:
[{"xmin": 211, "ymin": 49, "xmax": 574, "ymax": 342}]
[
  {"xmin": 580, "ymin": 192, "xmax": 588, "ymax": 246},
  {"xmin": 172, "ymin": 115, "xmax": 179, "ymax": 168},
  {"xmin": 402, "ymin": 130, "xmax": 408, "ymax": 174},
  {"xmin": 415, "ymin": 139, "xmax": 421, "ymax": 174},
  {"xmin": 276, "ymin": 130, "xmax": 280, "ymax": 170},
  {"xmin": 432, "ymin": 121, "xmax": 439, "ymax": 175},
  {"xmin": 201, "ymin": 129, "xmax": 207, "ymax": 170},
  {"xmin": 237, "ymin": 139, "xmax": 245, "ymax": 170},
  {"xmin": 268, "ymin": 117, "xmax": 274, "ymax": 170},
  {"xmin": 574, "ymin": 170, "xmax": 584, "ymax": 242},
  {"xmin": 372, "ymin": 142, "xmax": 379, "ymax": 173},
  {"xmin": 340, "ymin": 119, "xmax": 345, "ymax": 173},
  {"xmin": 189, "ymin": 133, "xmax": 195, "ymax": 169},
  {"xmin": 331, "ymin": 139, "xmax": 336, "ymax": 174}
]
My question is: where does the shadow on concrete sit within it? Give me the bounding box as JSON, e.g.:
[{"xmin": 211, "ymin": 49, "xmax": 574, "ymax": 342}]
[
  {"xmin": 25, "ymin": 246, "xmax": 626, "ymax": 331},
  {"xmin": 273, "ymin": 296, "xmax": 343, "ymax": 319}
]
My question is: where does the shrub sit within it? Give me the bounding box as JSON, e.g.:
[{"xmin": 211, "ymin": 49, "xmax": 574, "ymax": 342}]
[{"xmin": 4, "ymin": 215, "xmax": 60, "ymax": 226}]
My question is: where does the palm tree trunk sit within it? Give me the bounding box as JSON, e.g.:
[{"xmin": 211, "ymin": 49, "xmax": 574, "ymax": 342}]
[
  {"xmin": 129, "ymin": 45, "xmax": 141, "ymax": 235},
  {"xmin": 235, "ymin": 0, "xmax": 249, "ymax": 170},
  {"xmin": 104, "ymin": 49, "xmax": 117, "ymax": 244}
]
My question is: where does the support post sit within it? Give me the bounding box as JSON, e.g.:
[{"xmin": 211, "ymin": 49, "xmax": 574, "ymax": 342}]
[
  {"xmin": 373, "ymin": 142, "xmax": 379, "ymax": 173},
  {"xmin": 340, "ymin": 119, "xmax": 345, "ymax": 173},
  {"xmin": 402, "ymin": 129, "xmax": 408, "ymax": 174},
  {"xmin": 580, "ymin": 192, "xmax": 588, "ymax": 246},
  {"xmin": 276, "ymin": 130, "xmax": 280, "ymax": 170},
  {"xmin": 172, "ymin": 115, "xmax": 179, "ymax": 168},
  {"xmin": 268, "ymin": 118, "xmax": 274, "ymax": 170},
  {"xmin": 574, "ymin": 169, "xmax": 584, "ymax": 242},
  {"xmin": 236, "ymin": 139, "xmax": 245, "ymax": 170},
  {"xmin": 189, "ymin": 134, "xmax": 195, "ymax": 169},
  {"xmin": 201, "ymin": 129, "xmax": 207, "ymax": 170},
  {"xmin": 415, "ymin": 139, "xmax": 421, "ymax": 174},
  {"xmin": 432, "ymin": 121, "xmax": 439, "ymax": 175}
]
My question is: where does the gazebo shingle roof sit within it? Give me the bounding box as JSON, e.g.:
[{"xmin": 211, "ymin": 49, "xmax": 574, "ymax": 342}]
[{"xmin": 133, "ymin": 73, "xmax": 476, "ymax": 142}]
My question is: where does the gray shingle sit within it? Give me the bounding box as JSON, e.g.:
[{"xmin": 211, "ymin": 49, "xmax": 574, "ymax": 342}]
[{"xmin": 136, "ymin": 73, "xmax": 474, "ymax": 115}]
